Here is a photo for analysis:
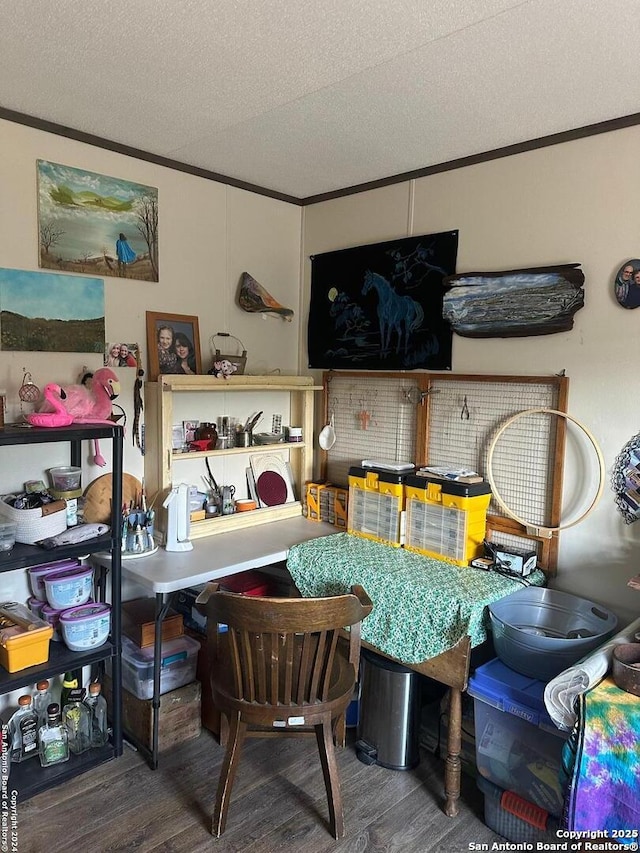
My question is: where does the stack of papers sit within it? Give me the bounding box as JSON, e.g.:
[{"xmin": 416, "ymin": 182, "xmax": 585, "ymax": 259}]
[
  {"xmin": 418, "ymin": 466, "xmax": 483, "ymax": 483},
  {"xmin": 361, "ymin": 460, "xmax": 414, "ymax": 472}
]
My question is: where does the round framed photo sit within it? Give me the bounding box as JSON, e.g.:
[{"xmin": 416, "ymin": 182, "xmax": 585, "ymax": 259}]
[{"xmin": 614, "ymin": 259, "xmax": 640, "ymax": 308}]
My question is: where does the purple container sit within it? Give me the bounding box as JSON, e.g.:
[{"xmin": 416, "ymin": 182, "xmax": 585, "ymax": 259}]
[
  {"xmin": 27, "ymin": 596, "xmax": 46, "ymax": 619},
  {"xmin": 28, "ymin": 559, "xmax": 81, "ymax": 601},
  {"xmin": 44, "ymin": 564, "xmax": 94, "ymax": 610},
  {"xmin": 59, "ymin": 603, "xmax": 111, "ymax": 651},
  {"xmin": 41, "ymin": 603, "xmax": 66, "ymax": 642}
]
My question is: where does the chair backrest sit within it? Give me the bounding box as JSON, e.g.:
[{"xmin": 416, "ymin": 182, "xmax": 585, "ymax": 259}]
[{"xmin": 198, "ymin": 586, "xmax": 371, "ymax": 707}]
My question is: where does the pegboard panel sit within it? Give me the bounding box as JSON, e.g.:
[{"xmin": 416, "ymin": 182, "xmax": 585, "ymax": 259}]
[
  {"xmin": 323, "ymin": 373, "xmax": 418, "ymax": 487},
  {"xmin": 424, "ymin": 378, "xmax": 563, "ymax": 524},
  {"xmin": 322, "ymin": 371, "xmax": 568, "ymax": 573}
]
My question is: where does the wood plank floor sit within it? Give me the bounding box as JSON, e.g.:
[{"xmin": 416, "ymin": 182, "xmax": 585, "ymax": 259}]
[{"xmin": 16, "ymin": 731, "xmax": 503, "ymax": 852}]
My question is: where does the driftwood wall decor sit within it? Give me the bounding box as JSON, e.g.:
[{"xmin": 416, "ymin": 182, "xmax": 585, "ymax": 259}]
[{"xmin": 442, "ymin": 264, "xmax": 584, "ymax": 337}]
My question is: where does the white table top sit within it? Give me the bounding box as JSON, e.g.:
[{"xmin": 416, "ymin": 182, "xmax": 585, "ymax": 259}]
[{"xmin": 94, "ymin": 517, "xmax": 338, "ymax": 594}]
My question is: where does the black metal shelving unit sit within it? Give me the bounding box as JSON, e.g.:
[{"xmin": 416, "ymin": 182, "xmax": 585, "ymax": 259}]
[{"xmin": 0, "ymin": 422, "xmax": 123, "ymax": 801}]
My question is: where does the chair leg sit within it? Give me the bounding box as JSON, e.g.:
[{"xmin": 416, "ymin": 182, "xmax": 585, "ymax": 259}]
[
  {"xmin": 212, "ymin": 712, "xmax": 247, "ymax": 837},
  {"xmin": 333, "ymin": 712, "xmax": 346, "ymax": 748},
  {"xmin": 315, "ymin": 717, "xmax": 345, "ymax": 839}
]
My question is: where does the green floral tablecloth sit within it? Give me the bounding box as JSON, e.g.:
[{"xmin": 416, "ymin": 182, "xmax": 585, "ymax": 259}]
[{"xmin": 287, "ymin": 532, "xmax": 545, "ymax": 665}]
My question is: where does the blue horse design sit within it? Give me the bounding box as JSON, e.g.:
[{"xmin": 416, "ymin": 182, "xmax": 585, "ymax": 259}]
[{"xmin": 362, "ymin": 270, "xmax": 424, "ymax": 356}]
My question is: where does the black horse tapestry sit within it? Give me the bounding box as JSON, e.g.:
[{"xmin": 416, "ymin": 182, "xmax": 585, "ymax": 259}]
[{"xmin": 308, "ymin": 230, "xmax": 458, "ymax": 370}]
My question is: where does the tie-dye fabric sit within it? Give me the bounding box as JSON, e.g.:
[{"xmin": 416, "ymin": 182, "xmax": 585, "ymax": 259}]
[{"xmin": 567, "ymin": 676, "xmax": 640, "ymax": 836}]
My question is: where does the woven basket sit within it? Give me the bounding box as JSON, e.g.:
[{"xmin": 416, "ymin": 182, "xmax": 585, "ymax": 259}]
[
  {"xmin": 209, "ymin": 333, "xmax": 247, "ymax": 375},
  {"xmin": 0, "ymin": 496, "xmax": 67, "ymax": 544}
]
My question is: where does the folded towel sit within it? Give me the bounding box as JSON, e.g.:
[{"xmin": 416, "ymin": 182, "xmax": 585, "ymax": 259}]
[{"xmin": 544, "ymin": 616, "xmax": 640, "ymax": 730}]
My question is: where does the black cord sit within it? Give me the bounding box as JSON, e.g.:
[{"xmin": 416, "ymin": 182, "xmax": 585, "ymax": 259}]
[{"xmin": 480, "ymin": 540, "xmax": 534, "ymax": 586}]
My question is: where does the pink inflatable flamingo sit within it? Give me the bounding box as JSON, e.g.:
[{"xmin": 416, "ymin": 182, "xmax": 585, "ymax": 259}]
[
  {"xmin": 37, "ymin": 368, "xmax": 121, "ymax": 466},
  {"xmin": 27, "ymin": 384, "xmax": 73, "ymax": 427}
]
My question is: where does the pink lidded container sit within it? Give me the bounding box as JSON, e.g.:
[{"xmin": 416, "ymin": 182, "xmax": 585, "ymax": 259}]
[{"xmin": 28, "ymin": 559, "xmax": 81, "ymax": 601}]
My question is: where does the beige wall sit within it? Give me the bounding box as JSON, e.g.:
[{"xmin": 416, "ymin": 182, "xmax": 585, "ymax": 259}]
[
  {"xmin": 0, "ymin": 118, "xmax": 303, "ymax": 628},
  {"xmin": 1, "ymin": 114, "xmax": 639, "ymax": 630},
  {"xmin": 0, "ymin": 118, "xmax": 303, "ymax": 480},
  {"xmin": 303, "ymin": 126, "xmax": 640, "ymax": 626}
]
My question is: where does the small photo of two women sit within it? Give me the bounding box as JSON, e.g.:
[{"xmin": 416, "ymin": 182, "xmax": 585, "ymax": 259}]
[{"xmin": 104, "ymin": 341, "xmax": 140, "ymax": 368}]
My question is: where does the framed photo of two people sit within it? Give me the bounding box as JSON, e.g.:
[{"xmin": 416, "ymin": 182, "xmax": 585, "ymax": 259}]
[{"xmin": 146, "ymin": 311, "xmax": 202, "ymax": 381}]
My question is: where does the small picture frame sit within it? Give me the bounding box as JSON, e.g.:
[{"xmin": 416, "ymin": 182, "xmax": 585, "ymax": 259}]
[
  {"xmin": 146, "ymin": 312, "xmax": 202, "ymax": 381},
  {"xmin": 183, "ymin": 420, "xmax": 199, "ymax": 444},
  {"xmin": 104, "ymin": 341, "xmax": 141, "ymax": 369}
]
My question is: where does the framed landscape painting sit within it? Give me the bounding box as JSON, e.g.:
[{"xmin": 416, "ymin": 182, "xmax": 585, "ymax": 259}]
[
  {"xmin": 37, "ymin": 160, "xmax": 159, "ymax": 282},
  {"xmin": 0, "ymin": 268, "xmax": 105, "ymax": 353}
]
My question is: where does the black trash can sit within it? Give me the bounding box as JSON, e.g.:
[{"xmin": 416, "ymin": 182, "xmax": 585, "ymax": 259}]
[{"xmin": 355, "ymin": 648, "xmax": 421, "ymax": 770}]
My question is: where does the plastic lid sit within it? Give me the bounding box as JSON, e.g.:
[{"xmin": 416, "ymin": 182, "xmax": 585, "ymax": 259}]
[
  {"xmin": 36, "ymin": 680, "xmax": 50, "ymax": 691},
  {"xmin": 18, "ymin": 695, "xmax": 32, "ymax": 706},
  {"xmin": 89, "ymin": 682, "xmax": 102, "ymax": 695},
  {"xmin": 47, "ymin": 703, "xmax": 60, "ymax": 716}
]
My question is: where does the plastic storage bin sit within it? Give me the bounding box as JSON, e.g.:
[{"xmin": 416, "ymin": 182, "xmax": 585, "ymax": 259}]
[
  {"xmin": 120, "ymin": 633, "xmax": 200, "ymax": 699},
  {"xmin": 477, "ymin": 775, "xmax": 560, "ymax": 842},
  {"xmin": 404, "ymin": 474, "xmax": 492, "ymax": 566},
  {"xmin": 305, "ymin": 482, "xmax": 348, "ymax": 528},
  {"xmin": 59, "ymin": 602, "xmax": 111, "ymax": 651},
  {"xmin": 0, "ymin": 603, "xmax": 54, "ymax": 673},
  {"xmin": 467, "ymin": 658, "xmax": 568, "ymax": 815},
  {"xmin": 347, "ymin": 466, "xmax": 405, "ymax": 547},
  {"xmin": 44, "ymin": 564, "xmax": 94, "ymax": 609},
  {"xmin": 488, "ymin": 587, "xmax": 618, "ymax": 681},
  {"xmin": 28, "ymin": 558, "xmax": 82, "ymax": 601}
]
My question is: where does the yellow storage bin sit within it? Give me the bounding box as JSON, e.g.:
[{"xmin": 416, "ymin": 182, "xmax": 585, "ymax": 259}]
[
  {"xmin": 305, "ymin": 482, "xmax": 348, "ymax": 528},
  {"xmin": 347, "ymin": 466, "xmax": 405, "ymax": 547},
  {"xmin": 0, "ymin": 623, "xmax": 54, "ymax": 673},
  {"xmin": 404, "ymin": 475, "xmax": 492, "ymax": 566}
]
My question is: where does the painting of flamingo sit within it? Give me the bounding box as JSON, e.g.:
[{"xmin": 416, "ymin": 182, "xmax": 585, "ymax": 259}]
[{"xmin": 308, "ymin": 230, "xmax": 458, "ymax": 370}]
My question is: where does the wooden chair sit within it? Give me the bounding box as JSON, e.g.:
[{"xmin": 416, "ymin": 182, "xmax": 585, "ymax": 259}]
[{"xmin": 195, "ymin": 582, "xmax": 373, "ymax": 838}]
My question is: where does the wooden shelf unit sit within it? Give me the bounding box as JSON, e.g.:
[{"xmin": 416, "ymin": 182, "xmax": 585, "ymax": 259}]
[{"xmin": 144, "ymin": 374, "xmax": 321, "ymax": 539}]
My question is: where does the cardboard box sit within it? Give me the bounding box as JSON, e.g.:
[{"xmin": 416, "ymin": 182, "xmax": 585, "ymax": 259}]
[
  {"xmin": 104, "ymin": 675, "xmax": 201, "ymax": 752},
  {"xmin": 122, "ymin": 597, "xmax": 184, "ymax": 648}
]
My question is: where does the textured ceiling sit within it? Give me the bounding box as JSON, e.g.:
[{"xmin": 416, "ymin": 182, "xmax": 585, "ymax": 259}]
[{"xmin": 1, "ymin": 0, "xmax": 639, "ymax": 200}]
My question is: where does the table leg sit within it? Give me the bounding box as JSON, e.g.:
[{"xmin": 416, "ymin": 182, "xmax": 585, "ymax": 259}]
[
  {"xmin": 151, "ymin": 592, "xmax": 174, "ymax": 769},
  {"xmin": 443, "ymin": 686, "xmax": 462, "ymax": 817}
]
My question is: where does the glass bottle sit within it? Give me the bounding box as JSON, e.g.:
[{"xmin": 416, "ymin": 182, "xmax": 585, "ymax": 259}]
[
  {"xmin": 84, "ymin": 682, "xmax": 109, "ymax": 748},
  {"xmin": 60, "ymin": 671, "xmax": 78, "ymax": 710},
  {"xmin": 8, "ymin": 695, "xmax": 39, "ymax": 763},
  {"xmin": 62, "ymin": 688, "xmax": 91, "ymax": 755},
  {"xmin": 33, "ymin": 679, "xmax": 53, "ymax": 728},
  {"xmin": 38, "ymin": 703, "xmax": 69, "ymax": 768},
  {"xmin": 196, "ymin": 422, "xmax": 218, "ymax": 450}
]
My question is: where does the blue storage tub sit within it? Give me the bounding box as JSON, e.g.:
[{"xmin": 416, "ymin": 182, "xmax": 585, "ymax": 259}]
[{"xmin": 467, "ymin": 658, "xmax": 568, "ymax": 815}]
